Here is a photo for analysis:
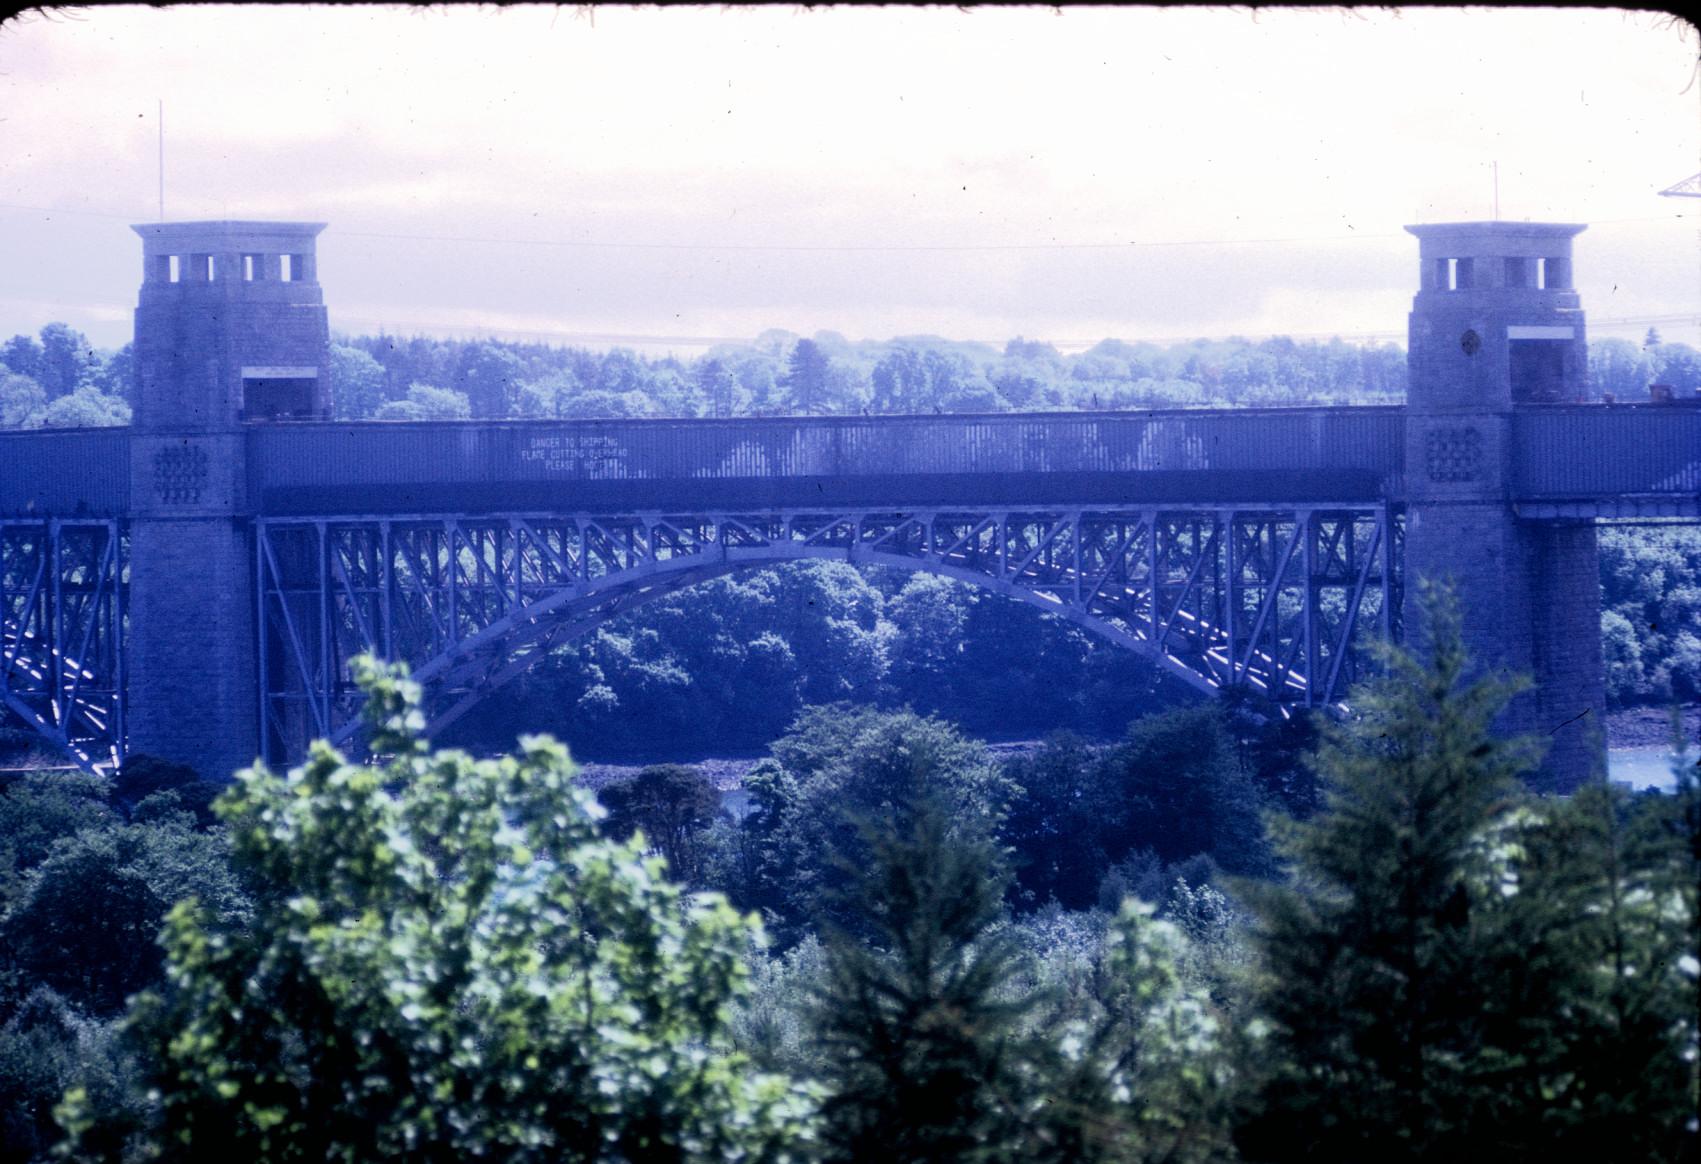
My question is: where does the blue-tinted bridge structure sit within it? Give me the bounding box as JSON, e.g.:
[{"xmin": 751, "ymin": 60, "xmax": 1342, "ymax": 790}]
[
  {"xmin": 3, "ymin": 405, "xmax": 1697, "ymax": 784},
  {"xmin": 2, "ymin": 216, "xmax": 1698, "ymax": 791}
]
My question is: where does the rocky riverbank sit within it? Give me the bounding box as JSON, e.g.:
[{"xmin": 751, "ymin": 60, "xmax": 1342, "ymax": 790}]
[{"xmin": 1606, "ymin": 704, "xmax": 1701, "ymax": 750}]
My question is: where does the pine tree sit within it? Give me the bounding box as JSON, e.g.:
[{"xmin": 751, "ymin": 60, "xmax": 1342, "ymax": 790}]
[
  {"xmin": 809, "ymin": 790, "xmax": 1039, "ymax": 1163},
  {"xmin": 781, "ymin": 339, "xmax": 833, "ymax": 415},
  {"xmin": 1484, "ymin": 775, "xmax": 1701, "ymax": 1160},
  {"xmin": 1239, "ymin": 582, "xmax": 1538, "ymax": 1160}
]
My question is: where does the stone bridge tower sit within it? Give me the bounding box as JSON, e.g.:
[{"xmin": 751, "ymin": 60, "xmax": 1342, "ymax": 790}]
[
  {"xmin": 127, "ymin": 221, "xmax": 329, "ymax": 779},
  {"xmin": 1403, "ymin": 221, "xmax": 1603, "ymax": 790}
]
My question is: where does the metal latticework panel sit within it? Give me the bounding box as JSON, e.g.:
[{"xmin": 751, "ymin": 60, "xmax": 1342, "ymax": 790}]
[
  {"xmin": 0, "ymin": 519, "xmax": 126, "ymax": 775},
  {"xmin": 257, "ymin": 504, "xmax": 1400, "ymax": 766}
]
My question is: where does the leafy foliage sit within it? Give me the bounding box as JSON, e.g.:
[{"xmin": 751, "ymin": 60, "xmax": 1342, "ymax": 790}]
[
  {"xmin": 449, "ymin": 560, "xmax": 1177, "ymax": 760},
  {"xmin": 740, "ymin": 705, "xmax": 1018, "ymax": 939},
  {"xmin": 0, "ymin": 812, "xmax": 248, "ymax": 1018},
  {"xmin": 598, "ymin": 764, "xmax": 722, "ymax": 885},
  {"xmin": 0, "ymin": 988, "xmax": 146, "ymax": 1164},
  {"xmin": 62, "ymin": 659, "xmax": 814, "ymax": 1162},
  {"xmin": 0, "ymin": 776, "xmax": 116, "ymax": 916},
  {"xmin": 1599, "ymin": 525, "xmax": 1701, "ymax": 704},
  {"xmin": 1026, "ymin": 899, "xmax": 1242, "ymax": 1164},
  {"xmin": 327, "ymin": 344, "xmax": 387, "ymax": 420}
]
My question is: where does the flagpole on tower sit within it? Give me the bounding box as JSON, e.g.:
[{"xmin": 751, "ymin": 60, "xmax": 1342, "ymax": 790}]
[{"xmin": 157, "ymin": 98, "xmax": 165, "ymax": 222}]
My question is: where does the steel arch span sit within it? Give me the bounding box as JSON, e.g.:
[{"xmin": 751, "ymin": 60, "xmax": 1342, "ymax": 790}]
[{"xmin": 256, "ymin": 503, "xmax": 1402, "ymax": 766}]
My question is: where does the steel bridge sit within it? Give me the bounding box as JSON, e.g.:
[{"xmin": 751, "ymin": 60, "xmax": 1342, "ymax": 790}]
[
  {"xmin": 3, "ymin": 216, "xmax": 1699, "ymax": 790},
  {"xmin": 1, "ymin": 404, "xmax": 1696, "ymax": 778}
]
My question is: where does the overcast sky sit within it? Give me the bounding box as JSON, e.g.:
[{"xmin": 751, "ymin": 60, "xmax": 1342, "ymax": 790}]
[{"xmin": 2, "ymin": 5, "xmax": 1698, "ymax": 354}]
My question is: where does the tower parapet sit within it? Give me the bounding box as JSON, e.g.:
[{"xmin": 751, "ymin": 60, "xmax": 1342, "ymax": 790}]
[
  {"xmin": 1405, "ymin": 221, "xmax": 1587, "ymax": 412},
  {"xmin": 131, "ymin": 220, "xmax": 330, "ymax": 430}
]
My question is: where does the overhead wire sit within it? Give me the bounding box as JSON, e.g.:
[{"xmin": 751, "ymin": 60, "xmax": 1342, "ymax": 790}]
[{"xmin": 0, "ymin": 200, "xmax": 1690, "ymax": 254}]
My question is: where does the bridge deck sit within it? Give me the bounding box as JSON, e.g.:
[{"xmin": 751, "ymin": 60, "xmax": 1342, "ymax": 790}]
[{"xmin": 0, "ymin": 404, "xmax": 1696, "ymax": 518}]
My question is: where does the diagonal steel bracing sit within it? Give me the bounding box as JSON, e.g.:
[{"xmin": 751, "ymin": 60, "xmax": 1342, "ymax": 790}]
[
  {"xmin": 0, "ymin": 519, "xmax": 126, "ymax": 775},
  {"xmin": 256, "ymin": 503, "xmax": 1400, "ymax": 766}
]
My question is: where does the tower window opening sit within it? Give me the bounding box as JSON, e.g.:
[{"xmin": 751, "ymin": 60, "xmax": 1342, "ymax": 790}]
[
  {"xmin": 242, "ymin": 376, "xmax": 317, "ymax": 421},
  {"xmin": 1453, "ymin": 257, "xmax": 1474, "ymax": 290},
  {"xmin": 243, "ymin": 253, "xmax": 263, "ymax": 282},
  {"xmin": 151, "ymin": 255, "xmax": 172, "ymax": 283},
  {"xmin": 1510, "ymin": 339, "xmax": 1567, "ymax": 403},
  {"xmin": 167, "ymin": 255, "xmax": 181, "ymax": 283},
  {"xmin": 1535, "ymin": 257, "xmax": 1547, "ymax": 289},
  {"xmin": 1504, "ymin": 257, "xmax": 1530, "ymax": 288},
  {"xmin": 189, "ymin": 253, "xmax": 214, "ymax": 282},
  {"xmin": 1545, "ymin": 256, "xmax": 1571, "ymax": 290},
  {"xmin": 280, "ymin": 254, "xmax": 295, "ymax": 282}
]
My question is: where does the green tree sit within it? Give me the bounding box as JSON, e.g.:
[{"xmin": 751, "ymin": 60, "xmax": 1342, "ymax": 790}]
[
  {"xmin": 328, "ymin": 343, "xmax": 388, "ymax": 420},
  {"xmin": 1589, "ymin": 336, "xmax": 1655, "ymax": 400},
  {"xmin": 0, "ymin": 335, "xmax": 43, "ymax": 383},
  {"xmin": 810, "ymin": 791, "xmax": 1039, "ymax": 1163},
  {"xmin": 1471, "ymin": 777, "xmax": 1701, "ymax": 1159},
  {"xmin": 554, "ymin": 387, "xmax": 655, "ymax": 419},
  {"xmin": 62, "ymin": 660, "xmax": 814, "ymax": 1162},
  {"xmin": 451, "ymin": 343, "xmax": 525, "ymax": 417},
  {"xmin": 1238, "ymin": 584, "xmax": 1538, "ymax": 1161},
  {"xmin": 0, "ymin": 810, "xmax": 249, "ymax": 1018},
  {"xmin": 0, "ymin": 371, "xmax": 45, "ymax": 429},
  {"xmin": 38, "ymin": 388, "xmax": 129, "ymax": 429},
  {"xmin": 0, "ymin": 774, "xmax": 115, "ymax": 919},
  {"xmin": 514, "ymin": 369, "xmax": 584, "ymax": 418},
  {"xmin": 1099, "ymin": 704, "xmax": 1270, "ymax": 877},
  {"xmin": 598, "ymin": 764, "xmax": 723, "ymax": 885},
  {"xmin": 1653, "ymin": 341, "xmax": 1701, "ymax": 393},
  {"xmin": 35, "ymin": 324, "xmax": 97, "ymax": 401},
  {"xmin": 374, "ymin": 382, "xmax": 471, "ymax": 421},
  {"xmin": 88, "ymin": 343, "xmax": 136, "ymax": 406},
  {"xmin": 1002, "ymin": 733, "xmax": 1112, "ymax": 909},
  {"xmin": 695, "ymin": 357, "xmax": 742, "ymax": 418},
  {"xmin": 0, "ymin": 988, "xmax": 145, "ymax": 1164},
  {"xmin": 1600, "ymin": 608, "xmax": 1648, "ymax": 703},
  {"xmin": 1028, "ymin": 898, "xmax": 1242, "ymax": 1164},
  {"xmin": 1598, "ymin": 525, "xmax": 1701, "ymax": 703},
  {"xmin": 753, "ymin": 705, "xmax": 1017, "ymax": 936},
  {"xmin": 781, "ymin": 339, "xmax": 833, "ymax": 415}
]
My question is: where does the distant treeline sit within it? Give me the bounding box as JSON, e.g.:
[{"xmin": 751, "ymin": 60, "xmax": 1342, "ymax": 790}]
[
  {"xmin": 326, "ymin": 330, "xmax": 1411, "ymax": 419},
  {"xmin": 4, "ymin": 321, "xmax": 1701, "ymax": 429}
]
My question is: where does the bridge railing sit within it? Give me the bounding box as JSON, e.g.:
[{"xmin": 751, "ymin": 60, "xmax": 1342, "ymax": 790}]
[
  {"xmin": 0, "ymin": 429, "xmax": 130, "ymax": 517},
  {"xmin": 246, "ymin": 407, "xmax": 1407, "ymax": 512},
  {"xmin": 1512, "ymin": 405, "xmax": 1701, "ymax": 499}
]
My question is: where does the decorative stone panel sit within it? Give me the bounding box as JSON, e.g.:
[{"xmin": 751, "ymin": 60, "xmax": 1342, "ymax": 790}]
[
  {"xmin": 153, "ymin": 443, "xmax": 209, "ymax": 504},
  {"xmin": 1424, "ymin": 426, "xmax": 1483, "ymax": 483}
]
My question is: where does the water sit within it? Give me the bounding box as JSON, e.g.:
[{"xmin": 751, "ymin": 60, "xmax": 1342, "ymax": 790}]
[{"xmin": 1608, "ymin": 745, "xmax": 1693, "ymax": 792}]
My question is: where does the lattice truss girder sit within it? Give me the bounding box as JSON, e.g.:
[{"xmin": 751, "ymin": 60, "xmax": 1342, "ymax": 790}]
[
  {"xmin": 256, "ymin": 506, "xmax": 1401, "ymax": 764},
  {"xmin": 0, "ymin": 519, "xmax": 126, "ymax": 775}
]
